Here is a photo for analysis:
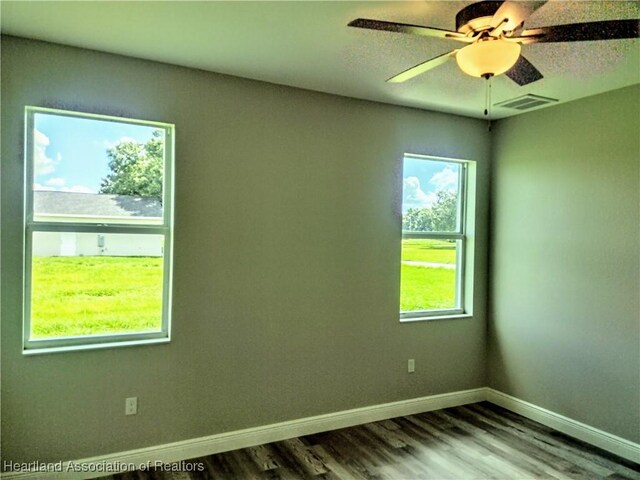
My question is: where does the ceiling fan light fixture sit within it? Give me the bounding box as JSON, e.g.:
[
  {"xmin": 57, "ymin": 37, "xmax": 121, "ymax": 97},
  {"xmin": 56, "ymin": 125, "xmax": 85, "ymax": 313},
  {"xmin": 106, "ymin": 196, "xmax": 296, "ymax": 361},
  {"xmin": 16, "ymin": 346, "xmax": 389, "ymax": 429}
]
[{"xmin": 456, "ymin": 39, "xmax": 521, "ymax": 77}]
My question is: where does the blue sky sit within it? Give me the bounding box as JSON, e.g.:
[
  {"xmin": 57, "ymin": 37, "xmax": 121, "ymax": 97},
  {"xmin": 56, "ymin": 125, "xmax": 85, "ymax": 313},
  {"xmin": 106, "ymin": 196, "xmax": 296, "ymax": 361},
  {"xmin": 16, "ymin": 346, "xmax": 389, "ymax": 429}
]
[
  {"xmin": 402, "ymin": 157, "xmax": 459, "ymax": 212},
  {"xmin": 33, "ymin": 112, "xmax": 158, "ymax": 193}
]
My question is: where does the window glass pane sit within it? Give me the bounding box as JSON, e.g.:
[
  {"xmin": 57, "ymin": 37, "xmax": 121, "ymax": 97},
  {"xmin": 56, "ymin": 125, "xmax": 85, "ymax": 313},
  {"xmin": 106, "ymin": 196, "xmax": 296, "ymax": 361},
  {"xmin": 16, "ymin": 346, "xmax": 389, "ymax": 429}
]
[
  {"xmin": 402, "ymin": 158, "xmax": 460, "ymax": 233},
  {"xmin": 30, "ymin": 232, "xmax": 164, "ymax": 339},
  {"xmin": 32, "ymin": 112, "xmax": 164, "ymax": 224},
  {"xmin": 400, "ymin": 239, "xmax": 459, "ymax": 312}
]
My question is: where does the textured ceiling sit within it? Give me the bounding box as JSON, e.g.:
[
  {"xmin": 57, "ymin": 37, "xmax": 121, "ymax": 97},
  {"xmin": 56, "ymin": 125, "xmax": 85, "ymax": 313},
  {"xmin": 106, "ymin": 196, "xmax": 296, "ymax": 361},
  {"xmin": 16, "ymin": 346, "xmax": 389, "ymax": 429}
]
[{"xmin": 1, "ymin": 1, "xmax": 639, "ymax": 119}]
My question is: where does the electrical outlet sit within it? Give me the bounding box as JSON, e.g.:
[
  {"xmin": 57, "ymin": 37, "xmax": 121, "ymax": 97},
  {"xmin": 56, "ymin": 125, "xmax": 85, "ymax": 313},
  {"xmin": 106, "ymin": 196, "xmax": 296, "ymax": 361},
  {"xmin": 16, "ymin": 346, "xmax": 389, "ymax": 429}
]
[
  {"xmin": 408, "ymin": 359, "xmax": 415, "ymax": 373},
  {"xmin": 125, "ymin": 397, "xmax": 137, "ymax": 415}
]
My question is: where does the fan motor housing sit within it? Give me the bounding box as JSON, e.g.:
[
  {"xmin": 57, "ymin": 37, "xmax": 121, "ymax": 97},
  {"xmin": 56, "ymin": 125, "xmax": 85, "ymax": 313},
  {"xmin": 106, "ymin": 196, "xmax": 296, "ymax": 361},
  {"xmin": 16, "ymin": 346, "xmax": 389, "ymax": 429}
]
[{"xmin": 456, "ymin": 0, "xmax": 502, "ymax": 33}]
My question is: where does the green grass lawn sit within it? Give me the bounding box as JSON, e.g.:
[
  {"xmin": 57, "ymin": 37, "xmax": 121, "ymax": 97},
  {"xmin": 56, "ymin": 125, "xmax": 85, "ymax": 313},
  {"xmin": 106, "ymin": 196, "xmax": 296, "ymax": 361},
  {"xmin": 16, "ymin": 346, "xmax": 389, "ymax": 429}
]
[
  {"xmin": 401, "ymin": 238, "xmax": 456, "ymax": 263},
  {"xmin": 31, "ymin": 256, "xmax": 163, "ymax": 338},
  {"xmin": 400, "ymin": 239, "xmax": 457, "ymax": 311},
  {"xmin": 400, "ymin": 264, "xmax": 456, "ymax": 311}
]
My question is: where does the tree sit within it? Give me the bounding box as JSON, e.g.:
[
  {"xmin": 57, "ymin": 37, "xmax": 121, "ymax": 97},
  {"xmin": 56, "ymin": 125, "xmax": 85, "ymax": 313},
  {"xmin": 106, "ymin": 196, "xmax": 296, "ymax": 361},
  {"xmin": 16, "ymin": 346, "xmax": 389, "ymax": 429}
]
[
  {"xmin": 100, "ymin": 130, "xmax": 163, "ymax": 199},
  {"xmin": 402, "ymin": 207, "xmax": 432, "ymax": 232},
  {"xmin": 402, "ymin": 190, "xmax": 457, "ymax": 232},
  {"xmin": 429, "ymin": 190, "xmax": 457, "ymax": 231}
]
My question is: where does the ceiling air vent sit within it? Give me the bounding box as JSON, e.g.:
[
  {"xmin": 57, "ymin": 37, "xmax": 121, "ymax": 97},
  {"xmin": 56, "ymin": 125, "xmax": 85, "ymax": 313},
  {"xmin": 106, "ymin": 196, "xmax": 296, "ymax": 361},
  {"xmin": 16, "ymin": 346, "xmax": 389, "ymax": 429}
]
[{"xmin": 494, "ymin": 94, "xmax": 558, "ymax": 111}]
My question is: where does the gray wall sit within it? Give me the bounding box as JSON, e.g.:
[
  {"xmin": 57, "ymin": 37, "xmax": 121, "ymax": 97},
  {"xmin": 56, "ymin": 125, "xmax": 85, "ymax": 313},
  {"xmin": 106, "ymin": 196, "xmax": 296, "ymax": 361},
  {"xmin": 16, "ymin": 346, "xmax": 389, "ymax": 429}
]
[
  {"xmin": 1, "ymin": 36, "xmax": 490, "ymax": 463},
  {"xmin": 489, "ymin": 85, "xmax": 640, "ymax": 442}
]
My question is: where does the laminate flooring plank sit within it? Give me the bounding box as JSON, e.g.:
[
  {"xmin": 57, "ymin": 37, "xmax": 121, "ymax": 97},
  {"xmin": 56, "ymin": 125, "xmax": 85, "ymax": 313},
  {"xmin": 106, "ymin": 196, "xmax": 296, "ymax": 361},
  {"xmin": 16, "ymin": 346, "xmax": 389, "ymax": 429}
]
[
  {"xmin": 376, "ymin": 419, "xmax": 401, "ymax": 431},
  {"xmin": 362, "ymin": 422, "xmax": 408, "ymax": 449},
  {"xmin": 301, "ymin": 431, "xmax": 334, "ymax": 447},
  {"xmin": 256, "ymin": 469, "xmax": 286, "ymax": 480},
  {"xmin": 246, "ymin": 444, "xmax": 281, "ymax": 472},
  {"xmin": 280, "ymin": 438, "xmax": 329, "ymax": 476},
  {"xmin": 190, "ymin": 457, "xmax": 211, "ymax": 479},
  {"xmin": 311, "ymin": 444, "xmax": 363, "ymax": 480},
  {"xmin": 341, "ymin": 428, "xmax": 397, "ymax": 467},
  {"xmin": 350, "ymin": 426, "xmax": 428, "ymax": 479},
  {"xmin": 401, "ymin": 415, "xmax": 501, "ymax": 479},
  {"xmin": 607, "ymin": 473, "xmax": 640, "ymax": 480},
  {"xmin": 431, "ymin": 408, "xmax": 573, "ymax": 479},
  {"xmin": 316, "ymin": 433, "xmax": 383, "ymax": 480},
  {"xmin": 312, "ymin": 471, "xmax": 342, "ymax": 480},
  {"xmin": 404, "ymin": 414, "xmax": 459, "ymax": 450},
  {"xmin": 112, "ymin": 473, "xmax": 138, "ymax": 480},
  {"xmin": 268, "ymin": 441, "xmax": 319, "ymax": 479},
  {"xmin": 200, "ymin": 455, "xmax": 225, "ymax": 479},
  {"xmin": 163, "ymin": 472, "xmax": 191, "ymax": 480},
  {"xmin": 373, "ymin": 459, "xmax": 426, "ymax": 480},
  {"xmin": 402, "ymin": 440, "xmax": 473, "ymax": 479},
  {"xmin": 385, "ymin": 418, "xmax": 488, "ymax": 479},
  {"xmin": 208, "ymin": 451, "xmax": 248, "ymax": 480},
  {"xmin": 382, "ymin": 418, "xmax": 478, "ymax": 478},
  {"xmin": 228, "ymin": 448, "xmax": 267, "ymax": 480}
]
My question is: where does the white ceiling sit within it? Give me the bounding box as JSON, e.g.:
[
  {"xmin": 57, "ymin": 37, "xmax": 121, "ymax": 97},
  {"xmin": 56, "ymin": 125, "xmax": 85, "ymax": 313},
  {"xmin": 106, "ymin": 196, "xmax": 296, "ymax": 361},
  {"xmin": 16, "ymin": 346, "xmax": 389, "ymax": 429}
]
[{"xmin": 1, "ymin": 1, "xmax": 639, "ymax": 119}]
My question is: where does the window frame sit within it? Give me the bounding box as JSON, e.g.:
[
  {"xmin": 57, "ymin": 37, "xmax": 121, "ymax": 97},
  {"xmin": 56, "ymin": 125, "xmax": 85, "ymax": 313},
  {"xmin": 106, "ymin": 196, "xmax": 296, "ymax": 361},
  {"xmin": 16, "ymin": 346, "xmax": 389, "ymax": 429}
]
[
  {"xmin": 400, "ymin": 154, "xmax": 470, "ymax": 322},
  {"xmin": 23, "ymin": 106, "xmax": 175, "ymax": 354}
]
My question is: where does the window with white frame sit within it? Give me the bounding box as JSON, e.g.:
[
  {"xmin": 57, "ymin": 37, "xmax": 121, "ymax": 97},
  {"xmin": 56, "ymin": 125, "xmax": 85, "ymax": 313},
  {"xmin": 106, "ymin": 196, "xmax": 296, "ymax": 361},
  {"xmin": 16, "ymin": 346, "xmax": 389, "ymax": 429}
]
[
  {"xmin": 24, "ymin": 107, "xmax": 174, "ymax": 353},
  {"xmin": 400, "ymin": 154, "xmax": 469, "ymax": 320}
]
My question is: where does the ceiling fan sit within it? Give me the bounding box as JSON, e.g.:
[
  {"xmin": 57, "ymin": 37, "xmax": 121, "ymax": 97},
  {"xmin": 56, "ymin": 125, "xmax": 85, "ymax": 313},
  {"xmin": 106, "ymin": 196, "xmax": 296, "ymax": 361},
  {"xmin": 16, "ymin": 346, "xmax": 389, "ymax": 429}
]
[{"xmin": 348, "ymin": 0, "xmax": 640, "ymax": 86}]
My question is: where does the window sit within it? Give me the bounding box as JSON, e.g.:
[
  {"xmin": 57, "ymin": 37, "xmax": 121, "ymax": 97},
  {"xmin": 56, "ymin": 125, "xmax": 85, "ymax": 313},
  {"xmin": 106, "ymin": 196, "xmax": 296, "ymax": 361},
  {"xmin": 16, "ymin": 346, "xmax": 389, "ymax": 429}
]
[
  {"xmin": 400, "ymin": 154, "xmax": 470, "ymax": 320},
  {"xmin": 24, "ymin": 107, "xmax": 174, "ymax": 353}
]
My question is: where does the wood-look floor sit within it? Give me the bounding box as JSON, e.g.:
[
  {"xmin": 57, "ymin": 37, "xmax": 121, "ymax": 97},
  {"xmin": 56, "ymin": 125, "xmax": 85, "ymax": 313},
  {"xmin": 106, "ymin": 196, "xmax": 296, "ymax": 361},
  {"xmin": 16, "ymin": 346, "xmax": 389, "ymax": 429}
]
[{"xmin": 102, "ymin": 402, "xmax": 640, "ymax": 480}]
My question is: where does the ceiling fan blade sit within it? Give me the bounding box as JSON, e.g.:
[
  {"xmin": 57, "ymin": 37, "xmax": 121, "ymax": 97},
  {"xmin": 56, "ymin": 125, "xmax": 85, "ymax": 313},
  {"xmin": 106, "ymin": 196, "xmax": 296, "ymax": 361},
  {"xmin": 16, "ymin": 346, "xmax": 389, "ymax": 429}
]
[
  {"xmin": 348, "ymin": 18, "xmax": 473, "ymax": 42},
  {"xmin": 490, "ymin": 1, "xmax": 548, "ymax": 33},
  {"xmin": 519, "ymin": 19, "xmax": 640, "ymax": 43},
  {"xmin": 505, "ymin": 55, "xmax": 544, "ymax": 86},
  {"xmin": 387, "ymin": 50, "xmax": 458, "ymax": 83}
]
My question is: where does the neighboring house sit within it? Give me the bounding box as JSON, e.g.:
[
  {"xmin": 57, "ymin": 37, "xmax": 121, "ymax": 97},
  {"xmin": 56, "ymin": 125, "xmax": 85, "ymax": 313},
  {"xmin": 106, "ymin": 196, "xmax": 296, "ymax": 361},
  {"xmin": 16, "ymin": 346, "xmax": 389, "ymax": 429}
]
[{"xmin": 33, "ymin": 191, "xmax": 163, "ymax": 257}]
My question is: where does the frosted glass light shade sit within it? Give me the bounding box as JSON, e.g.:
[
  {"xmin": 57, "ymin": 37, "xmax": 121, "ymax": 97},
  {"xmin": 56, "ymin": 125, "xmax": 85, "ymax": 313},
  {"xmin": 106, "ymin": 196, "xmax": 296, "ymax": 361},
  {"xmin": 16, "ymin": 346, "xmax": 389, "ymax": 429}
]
[{"xmin": 456, "ymin": 40, "xmax": 521, "ymax": 77}]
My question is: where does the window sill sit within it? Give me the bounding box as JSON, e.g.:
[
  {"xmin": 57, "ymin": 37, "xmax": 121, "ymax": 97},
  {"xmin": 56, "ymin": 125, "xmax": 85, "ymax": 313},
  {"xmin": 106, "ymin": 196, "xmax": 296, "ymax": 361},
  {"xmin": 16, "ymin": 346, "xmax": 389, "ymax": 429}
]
[
  {"xmin": 400, "ymin": 313, "xmax": 473, "ymax": 323},
  {"xmin": 23, "ymin": 336, "xmax": 170, "ymax": 356}
]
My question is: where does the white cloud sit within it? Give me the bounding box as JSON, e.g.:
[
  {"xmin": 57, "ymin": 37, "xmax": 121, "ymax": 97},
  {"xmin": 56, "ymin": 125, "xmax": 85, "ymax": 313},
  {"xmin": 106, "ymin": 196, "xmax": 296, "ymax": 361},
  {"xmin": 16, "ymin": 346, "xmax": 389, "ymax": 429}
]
[
  {"xmin": 34, "ymin": 182, "xmax": 94, "ymax": 193},
  {"xmin": 34, "ymin": 129, "xmax": 57, "ymax": 176},
  {"xmin": 45, "ymin": 177, "xmax": 66, "ymax": 187},
  {"xmin": 103, "ymin": 136, "xmax": 138, "ymax": 149},
  {"xmin": 403, "ymin": 176, "xmax": 436, "ymax": 210},
  {"xmin": 429, "ymin": 167, "xmax": 458, "ymax": 192},
  {"xmin": 33, "ymin": 183, "xmax": 56, "ymax": 191},
  {"xmin": 34, "ymin": 129, "xmax": 49, "ymax": 146}
]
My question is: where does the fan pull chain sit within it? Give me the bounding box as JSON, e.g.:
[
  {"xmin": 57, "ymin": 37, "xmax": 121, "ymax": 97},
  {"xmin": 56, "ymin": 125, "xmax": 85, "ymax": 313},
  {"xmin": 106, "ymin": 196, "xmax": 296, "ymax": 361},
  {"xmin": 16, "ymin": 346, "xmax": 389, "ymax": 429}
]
[
  {"xmin": 483, "ymin": 73, "xmax": 493, "ymax": 118},
  {"xmin": 484, "ymin": 78, "xmax": 488, "ymax": 116}
]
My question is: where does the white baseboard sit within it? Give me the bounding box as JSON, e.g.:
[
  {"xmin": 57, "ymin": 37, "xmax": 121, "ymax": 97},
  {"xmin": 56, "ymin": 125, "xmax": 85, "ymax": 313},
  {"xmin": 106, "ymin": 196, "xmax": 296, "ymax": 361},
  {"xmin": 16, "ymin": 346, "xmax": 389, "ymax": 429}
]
[
  {"xmin": 1, "ymin": 388, "xmax": 485, "ymax": 480},
  {"xmin": 485, "ymin": 388, "xmax": 640, "ymax": 464}
]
